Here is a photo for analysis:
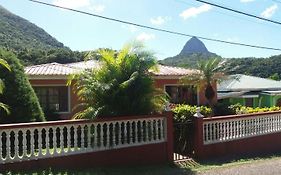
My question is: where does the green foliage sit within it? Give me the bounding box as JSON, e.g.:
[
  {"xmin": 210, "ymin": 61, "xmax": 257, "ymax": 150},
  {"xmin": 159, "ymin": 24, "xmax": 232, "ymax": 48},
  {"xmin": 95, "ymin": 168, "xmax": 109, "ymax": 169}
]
[
  {"xmin": 181, "ymin": 58, "xmax": 229, "ymax": 106},
  {"xmin": 269, "ymin": 73, "xmax": 280, "ymax": 81},
  {"xmin": 0, "ymin": 5, "xmax": 65, "ymax": 52},
  {"xmin": 229, "ymin": 104, "xmax": 281, "ymax": 114},
  {"xmin": 16, "ymin": 48, "xmax": 85, "ymax": 66},
  {"xmin": 224, "ymin": 55, "xmax": 281, "ymax": 79},
  {"xmin": 68, "ymin": 43, "xmax": 167, "ymax": 119},
  {"xmin": 0, "ymin": 5, "xmax": 88, "ymax": 66},
  {"xmin": 0, "ymin": 49, "xmax": 45, "ymax": 123},
  {"xmin": 0, "ymin": 57, "xmax": 10, "ymax": 114},
  {"xmin": 160, "ymin": 52, "xmax": 221, "ymax": 68},
  {"xmin": 173, "ymin": 104, "xmax": 212, "ymax": 123}
]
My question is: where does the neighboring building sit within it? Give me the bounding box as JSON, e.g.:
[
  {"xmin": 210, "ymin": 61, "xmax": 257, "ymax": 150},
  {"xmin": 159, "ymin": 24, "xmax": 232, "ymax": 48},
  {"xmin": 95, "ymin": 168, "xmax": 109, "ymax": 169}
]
[
  {"xmin": 25, "ymin": 60, "xmax": 216, "ymax": 119},
  {"xmin": 218, "ymin": 74, "xmax": 281, "ymax": 107}
]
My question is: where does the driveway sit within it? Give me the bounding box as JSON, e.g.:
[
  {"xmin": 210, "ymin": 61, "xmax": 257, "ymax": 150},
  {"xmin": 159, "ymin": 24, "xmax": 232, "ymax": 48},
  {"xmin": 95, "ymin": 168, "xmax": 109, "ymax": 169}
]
[{"xmin": 197, "ymin": 157, "xmax": 281, "ymax": 175}]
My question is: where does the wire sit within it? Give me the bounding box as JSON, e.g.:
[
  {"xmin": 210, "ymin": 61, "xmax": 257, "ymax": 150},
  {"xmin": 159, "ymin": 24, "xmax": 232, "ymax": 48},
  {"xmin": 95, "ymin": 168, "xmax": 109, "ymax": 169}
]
[
  {"xmin": 194, "ymin": 0, "xmax": 281, "ymax": 26},
  {"xmin": 176, "ymin": 0, "xmax": 279, "ymax": 29},
  {"xmin": 27, "ymin": 0, "xmax": 281, "ymax": 51}
]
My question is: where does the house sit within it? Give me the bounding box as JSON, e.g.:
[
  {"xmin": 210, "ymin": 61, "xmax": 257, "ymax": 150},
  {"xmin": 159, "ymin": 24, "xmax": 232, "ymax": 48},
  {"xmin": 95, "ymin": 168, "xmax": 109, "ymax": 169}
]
[
  {"xmin": 218, "ymin": 74, "xmax": 281, "ymax": 107},
  {"xmin": 25, "ymin": 60, "xmax": 217, "ymax": 119}
]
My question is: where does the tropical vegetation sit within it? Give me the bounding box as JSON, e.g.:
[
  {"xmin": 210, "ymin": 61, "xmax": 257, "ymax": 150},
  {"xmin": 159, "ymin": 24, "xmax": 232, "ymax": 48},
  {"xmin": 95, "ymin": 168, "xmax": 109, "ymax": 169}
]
[
  {"xmin": 173, "ymin": 104, "xmax": 212, "ymax": 122},
  {"xmin": 68, "ymin": 43, "xmax": 167, "ymax": 119},
  {"xmin": 0, "ymin": 49, "xmax": 45, "ymax": 123},
  {"xmin": 180, "ymin": 58, "xmax": 229, "ymax": 107},
  {"xmin": 229, "ymin": 104, "xmax": 281, "ymax": 115},
  {"xmin": 0, "ymin": 57, "xmax": 10, "ymax": 114}
]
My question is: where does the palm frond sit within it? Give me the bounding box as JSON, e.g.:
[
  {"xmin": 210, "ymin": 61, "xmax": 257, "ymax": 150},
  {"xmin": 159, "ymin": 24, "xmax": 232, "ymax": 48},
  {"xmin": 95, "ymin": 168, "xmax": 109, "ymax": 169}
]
[
  {"xmin": 0, "ymin": 102, "xmax": 10, "ymax": 115},
  {"xmin": 0, "ymin": 79, "xmax": 4, "ymax": 94},
  {"xmin": 0, "ymin": 58, "xmax": 11, "ymax": 71}
]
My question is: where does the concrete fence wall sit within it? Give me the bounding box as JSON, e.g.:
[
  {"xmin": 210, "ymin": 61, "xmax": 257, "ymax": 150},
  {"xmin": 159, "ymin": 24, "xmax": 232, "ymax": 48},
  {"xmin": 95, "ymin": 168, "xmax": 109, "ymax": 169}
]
[
  {"xmin": 1, "ymin": 112, "xmax": 174, "ymax": 171},
  {"xmin": 193, "ymin": 111, "xmax": 281, "ymax": 159}
]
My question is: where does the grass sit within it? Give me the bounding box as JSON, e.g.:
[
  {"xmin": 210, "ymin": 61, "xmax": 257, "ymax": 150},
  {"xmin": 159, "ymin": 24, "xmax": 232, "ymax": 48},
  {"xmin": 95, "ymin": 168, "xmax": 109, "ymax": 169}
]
[
  {"xmin": 1, "ymin": 164, "xmax": 195, "ymax": 175},
  {"xmin": 183, "ymin": 151, "xmax": 281, "ymax": 173}
]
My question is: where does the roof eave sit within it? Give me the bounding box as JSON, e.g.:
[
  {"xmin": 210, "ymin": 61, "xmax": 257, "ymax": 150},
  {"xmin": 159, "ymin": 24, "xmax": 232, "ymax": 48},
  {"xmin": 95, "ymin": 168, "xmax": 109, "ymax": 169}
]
[{"xmin": 27, "ymin": 75, "xmax": 68, "ymax": 80}]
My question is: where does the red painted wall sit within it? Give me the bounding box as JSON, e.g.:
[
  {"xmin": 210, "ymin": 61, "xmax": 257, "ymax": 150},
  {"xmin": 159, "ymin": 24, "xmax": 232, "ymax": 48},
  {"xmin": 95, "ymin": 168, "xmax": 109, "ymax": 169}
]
[{"xmin": 2, "ymin": 143, "xmax": 168, "ymax": 171}]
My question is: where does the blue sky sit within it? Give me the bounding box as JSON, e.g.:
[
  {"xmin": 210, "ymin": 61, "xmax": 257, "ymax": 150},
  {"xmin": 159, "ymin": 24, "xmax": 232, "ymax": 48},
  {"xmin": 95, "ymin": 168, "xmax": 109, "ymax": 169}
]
[{"xmin": 1, "ymin": 0, "xmax": 281, "ymax": 59}]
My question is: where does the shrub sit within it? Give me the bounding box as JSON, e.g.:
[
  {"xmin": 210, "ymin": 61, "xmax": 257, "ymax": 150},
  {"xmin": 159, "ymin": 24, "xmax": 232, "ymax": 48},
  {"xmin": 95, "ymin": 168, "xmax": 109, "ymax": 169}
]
[
  {"xmin": 213, "ymin": 100, "xmax": 236, "ymax": 116},
  {"xmin": 234, "ymin": 106, "xmax": 281, "ymax": 114},
  {"xmin": 229, "ymin": 104, "xmax": 281, "ymax": 115},
  {"xmin": 172, "ymin": 104, "xmax": 212, "ymax": 123},
  {"xmin": 68, "ymin": 43, "xmax": 167, "ymax": 119},
  {"xmin": 0, "ymin": 49, "xmax": 45, "ymax": 123}
]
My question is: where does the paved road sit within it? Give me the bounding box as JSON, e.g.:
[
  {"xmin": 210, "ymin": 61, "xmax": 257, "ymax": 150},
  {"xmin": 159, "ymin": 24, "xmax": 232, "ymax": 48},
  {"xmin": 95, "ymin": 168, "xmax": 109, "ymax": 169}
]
[{"xmin": 197, "ymin": 157, "xmax": 281, "ymax": 175}]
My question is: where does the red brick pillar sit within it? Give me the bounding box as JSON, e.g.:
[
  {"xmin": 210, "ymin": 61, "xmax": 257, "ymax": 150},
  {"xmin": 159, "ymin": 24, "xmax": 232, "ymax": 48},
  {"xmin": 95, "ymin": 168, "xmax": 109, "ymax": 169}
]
[
  {"xmin": 165, "ymin": 111, "xmax": 174, "ymax": 162},
  {"xmin": 193, "ymin": 109, "xmax": 204, "ymax": 159}
]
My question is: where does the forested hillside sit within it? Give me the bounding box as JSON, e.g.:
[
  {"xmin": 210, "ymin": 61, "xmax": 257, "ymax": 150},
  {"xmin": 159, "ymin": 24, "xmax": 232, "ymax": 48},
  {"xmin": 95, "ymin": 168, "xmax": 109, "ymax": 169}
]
[
  {"xmin": 225, "ymin": 55, "xmax": 281, "ymax": 80},
  {"xmin": 0, "ymin": 5, "xmax": 66, "ymax": 51}
]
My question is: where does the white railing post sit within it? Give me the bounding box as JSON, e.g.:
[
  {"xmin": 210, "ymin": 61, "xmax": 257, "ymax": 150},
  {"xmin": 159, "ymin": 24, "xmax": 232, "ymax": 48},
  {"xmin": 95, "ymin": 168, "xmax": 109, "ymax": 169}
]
[
  {"xmin": 45, "ymin": 128, "xmax": 50, "ymax": 156},
  {"xmin": 59, "ymin": 128, "xmax": 64, "ymax": 153},
  {"xmin": 38, "ymin": 128, "xmax": 42, "ymax": 157},
  {"xmin": 14, "ymin": 130, "xmax": 19, "ymax": 161},
  {"xmin": 6, "ymin": 131, "xmax": 11, "ymax": 161},
  {"xmin": 53, "ymin": 128, "xmax": 57, "ymax": 156}
]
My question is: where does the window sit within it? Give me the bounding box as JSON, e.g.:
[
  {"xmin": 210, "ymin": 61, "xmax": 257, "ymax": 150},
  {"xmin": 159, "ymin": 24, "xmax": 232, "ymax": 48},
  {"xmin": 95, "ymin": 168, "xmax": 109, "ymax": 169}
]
[
  {"xmin": 245, "ymin": 98, "xmax": 254, "ymax": 107},
  {"xmin": 34, "ymin": 86, "xmax": 69, "ymax": 113},
  {"xmin": 165, "ymin": 85, "xmax": 197, "ymax": 105}
]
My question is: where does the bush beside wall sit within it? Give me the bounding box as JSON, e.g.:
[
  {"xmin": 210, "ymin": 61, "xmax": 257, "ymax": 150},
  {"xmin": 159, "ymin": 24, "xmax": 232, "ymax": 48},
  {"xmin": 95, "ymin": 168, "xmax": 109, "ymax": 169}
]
[{"xmin": 172, "ymin": 104, "xmax": 212, "ymax": 122}]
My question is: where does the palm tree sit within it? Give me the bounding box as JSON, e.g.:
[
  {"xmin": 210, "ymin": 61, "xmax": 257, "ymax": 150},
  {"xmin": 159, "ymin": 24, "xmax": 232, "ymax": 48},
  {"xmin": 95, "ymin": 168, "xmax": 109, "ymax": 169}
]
[
  {"xmin": 68, "ymin": 42, "xmax": 167, "ymax": 119},
  {"xmin": 181, "ymin": 58, "xmax": 228, "ymax": 107},
  {"xmin": 0, "ymin": 58, "xmax": 11, "ymax": 114}
]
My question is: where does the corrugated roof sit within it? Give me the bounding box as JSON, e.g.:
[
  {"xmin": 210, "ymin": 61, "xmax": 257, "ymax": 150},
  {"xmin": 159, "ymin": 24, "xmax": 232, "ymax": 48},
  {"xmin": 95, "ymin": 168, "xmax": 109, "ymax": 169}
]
[
  {"xmin": 25, "ymin": 61, "xmax": 195, "ymax": 77},
  {"xmin": 218, "ymin": 74, "xmax": 281, "ymax": 91},
  {"xmin": 66, "ymin": 60, "xmax": 100, "ymax": 70},
  {"xmin": 25, "ymin": 62, "xmax": 78, "ymax": 76},
  {"xmin": 151, "ymin": 65, "xmax": 197, "ymax": 76}
]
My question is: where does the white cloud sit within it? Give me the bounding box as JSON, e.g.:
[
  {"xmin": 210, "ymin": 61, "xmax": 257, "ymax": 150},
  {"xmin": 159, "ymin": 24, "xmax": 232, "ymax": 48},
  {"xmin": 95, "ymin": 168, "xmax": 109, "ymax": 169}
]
[
  {"xmin": 179, "ymin": 4, "xmax": 212, "ymax": 20},
  {"xmin": 240, "ymin": 0, "xmax": 255, "ymax": 3},
  {"xmin": 53, "ymin": 0, "xmax": 91, "ymax": 9},
  {"xmin": 261, "ymin": 4, "xmax": 278, "ymax": 19},
  {"xmin": 136, "ymin": 32, "xmax": 155, "ymax": 42},
  {"xmin": 89, "ymin": 4, "xmax": 105, "ymax": 13},
  {"xmin": 150, "ymin": 16, "xmax": 171, "ymax": 25}
]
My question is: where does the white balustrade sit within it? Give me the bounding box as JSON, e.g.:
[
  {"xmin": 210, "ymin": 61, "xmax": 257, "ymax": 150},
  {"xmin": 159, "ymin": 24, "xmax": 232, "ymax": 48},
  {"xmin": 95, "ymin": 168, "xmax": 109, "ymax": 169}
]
[
  {"xmin": 0, "ymin": 116, "xmax": 166, "ymax": 164},
  {"xmin": 203, "ymin": 113, "xmax": 281, "ymax": 145}
]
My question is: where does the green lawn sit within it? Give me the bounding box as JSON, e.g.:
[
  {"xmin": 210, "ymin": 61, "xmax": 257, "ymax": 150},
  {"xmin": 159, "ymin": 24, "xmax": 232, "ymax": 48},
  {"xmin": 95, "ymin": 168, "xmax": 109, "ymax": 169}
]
[{"xmin": 1, "ymin": 164, "xmax": 194, "ymax": 175}]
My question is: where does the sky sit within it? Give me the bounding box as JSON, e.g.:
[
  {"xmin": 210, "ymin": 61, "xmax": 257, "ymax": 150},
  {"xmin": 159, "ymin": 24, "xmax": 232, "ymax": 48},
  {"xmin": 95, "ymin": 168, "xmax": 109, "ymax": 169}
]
[{"xmin": 1, "ymin": 0, "xmax": 281, "ymax": 59}]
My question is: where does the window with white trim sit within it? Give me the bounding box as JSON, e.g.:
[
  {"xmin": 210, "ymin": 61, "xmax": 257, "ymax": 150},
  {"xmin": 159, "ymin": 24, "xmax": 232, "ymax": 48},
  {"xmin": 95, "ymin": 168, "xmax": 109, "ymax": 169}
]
[{"xmin": 34, "ymin": 86, "xmax": 69, "ymax": 113}]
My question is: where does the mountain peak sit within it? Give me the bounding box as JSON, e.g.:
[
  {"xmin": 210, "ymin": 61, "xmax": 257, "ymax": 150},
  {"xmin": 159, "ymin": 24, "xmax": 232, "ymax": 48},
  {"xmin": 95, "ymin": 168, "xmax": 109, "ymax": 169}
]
[{"xmin": 180, "ymin": 37, "xmax": 209, "ymax": 55}]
